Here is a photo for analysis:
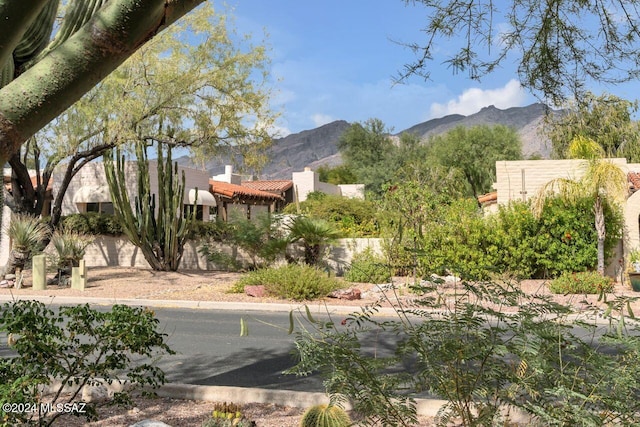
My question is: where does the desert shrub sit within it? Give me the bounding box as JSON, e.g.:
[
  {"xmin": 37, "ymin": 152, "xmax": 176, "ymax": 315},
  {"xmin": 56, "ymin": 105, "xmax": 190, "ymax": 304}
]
[
  {"xmin": 289, "ymin": 278, "xmax": 640, "ymax": 426},
  {"xmin": 344, "ymin": 247, "xmax": 391, "ymax": 284},
  {"xmin": 188, "ymin": 220, "xmax": 234, "ymax": 241},
  {"xmin": 49, "ymin": 228, "xmax": 93, "ymax": 271},
  {"xmin": 233, "ymin": 265, "xmax": 342, "ymax": 300},
  {"xmin": 0, "ymin": 301, "xmax": 173, "ymax": 426},
  {"xmin": 59, "ymin": 212, "xmax": 123, "ymax": 236},
  {"xmin": 201, "ymin": 402, "xmax": 254, "ymax": 427},
  {"xmin": 283, "ymin": 194, "xmax": 379, "ymax": 237},
  {"xmin": 548, "ymin": 271, "xmax": 614, "ymax": 294}
]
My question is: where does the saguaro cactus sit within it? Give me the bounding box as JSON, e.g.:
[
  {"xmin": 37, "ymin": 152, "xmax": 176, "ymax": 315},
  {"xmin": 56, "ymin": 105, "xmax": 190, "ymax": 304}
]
[{"xmin": 104, "ymin": 142, "xmax": 196, "ymax": 271}]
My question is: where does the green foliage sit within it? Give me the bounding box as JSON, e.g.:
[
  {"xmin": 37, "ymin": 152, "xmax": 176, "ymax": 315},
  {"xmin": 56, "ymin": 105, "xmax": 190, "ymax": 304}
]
[
  {"xmin": 0, "ymin": 300, "xmax": 173, "ymax": 426},
  {"xmin": 104, "ymin": 142, "xmax": 194, "ymax": 271},
  {"xmin": 300, "ymin": 404, "xmax": 352, "ymax": 427},
  {"xmin": 233, "ymin": 265, "xmax": 342, "ymax": 300},
  {"xmin": 8, "ymin": 214, "xmax": 49, "ymax": 252},
  {"xmin": 59, "ymin": 213, "xmax": 123, "ymax": 236},
  {"xmin": 337, "ymin": 119, "xmax": 395, "ymax": 197},
  {"xmin": 49, "ymin": 227, "xmax": 93, "ymax": 270},
  {"xmin": 287, "ymin": 216, "xmax": 341, "ymax": 266},
  {"xmin": 344, "ymin": 247, "xmax": 391, "ymax": 284},
  {"xmin": 316, "ymin": 164, "xmax": 359, "ymax": 185},
  {"xmin": 198, "ymin": 214, "xmax": 288, "ymax": 270},
  {"xmin": 290, "ymin": 278, "xmax": 640, "ymax": 426},
  {"xmin": 426, "ymin": 125, "xmax": 522, "ymax": 198},
  {"xmin": 546, "ymin": 92, "xmax": 640, "ymax": 161},
  {"xmin": 548, "ymin": 271, "xmax": 614, "ymax": 294},
  {"xmin": 202, "ymin": 402, "xmax": 254, "ymax": 427},
  {"xmin": 283, "ymin": 194, "xmax": 379, "ymax": 237}
]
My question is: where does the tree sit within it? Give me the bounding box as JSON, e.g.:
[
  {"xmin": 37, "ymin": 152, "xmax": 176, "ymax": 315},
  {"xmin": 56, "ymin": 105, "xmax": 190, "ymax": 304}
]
[
  {"xmin": 337, "ymin": 118, "xmax": 395, "ymax": 197},
  {"xmin": 426, "ymin": 125, "xmax": 522, "ymax": 200},
  {"xmin": 533, "ymin": 136, "xmax": 627, "ymax": 275},
  {"xmin": 0, "ymin": 0, "xmax": 205, "ymax": 163},
  {"xmin": 400, "ymin": 0, "xmax": 640, "ymax": 104},
  {"xmin": 287, "ymin": 216, "xmax": 341, "ymax": 266},
  {"xmin": 5, "ymin": 3, "xmax": 274, "ymax": 229},
  {"xmin": 545, "ymin": 92, "xmax": 640, "ymax": 161}
]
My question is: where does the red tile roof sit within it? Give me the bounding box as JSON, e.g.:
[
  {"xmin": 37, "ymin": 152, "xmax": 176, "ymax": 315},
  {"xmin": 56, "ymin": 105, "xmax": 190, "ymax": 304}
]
[
  {"xmin": 629, "ymin": 172, "xmax": 640, "ymax": 192},
  {"xmin": 478, "ymin": 191, "xmax": 497, "ymax": 204},
  {"xmin": 241, "ymin": 180, "xmax": 293, "ymax": 193},
  {"xmin": 209, "ymin": 180, "xmax": 283, "ymax": 202}
]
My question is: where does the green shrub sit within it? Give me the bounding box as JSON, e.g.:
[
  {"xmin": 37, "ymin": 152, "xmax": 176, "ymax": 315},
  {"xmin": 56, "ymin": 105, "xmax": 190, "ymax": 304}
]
[
  {"xmin": 233, "ymin": 265, "xmax": 342, "ymax": 300},
  {"xmin": 344, "ymin": 247, "xmax": 391, "ymax": 284},
  {"xmin": 548, "ymin": 271, "xmax": 614, "ymax": 294},
  {"xmin": 283, "ymin": 194, "xmax": 379, "ymax": 237},
  {"xmin": 60, "ymin": 212, "xmax": 123, "ymax": 235},
  {"xmin": 0, "ymin": 301, "xmax": 173, "ymax": 425},
  {"xmin": 289, "ymin": 278, "xmax": 640, "ymax": 426}
]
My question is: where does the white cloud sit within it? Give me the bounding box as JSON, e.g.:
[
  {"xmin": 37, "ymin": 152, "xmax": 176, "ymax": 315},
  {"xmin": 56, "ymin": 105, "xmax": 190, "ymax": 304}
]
[
  {"xmin": 429, "ymin": 79, "xmax": 527, "ymax": 118},
  {"xmin": 311, "ymin": 113, "xmax": 334, "ymax": 127}
]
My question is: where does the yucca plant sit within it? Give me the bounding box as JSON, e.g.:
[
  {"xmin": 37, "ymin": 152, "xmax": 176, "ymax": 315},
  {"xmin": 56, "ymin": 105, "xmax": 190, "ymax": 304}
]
[
  {"xmin": 287, "ymin": 216, "xmax": 341, "ymax": 266},
  {"xmin": 5, "ymin": 215, "xmax": 50, "ymax": 275},
  {"xmin": 50, "ymin": 228, "xmax": 93, "ymax": 273}
]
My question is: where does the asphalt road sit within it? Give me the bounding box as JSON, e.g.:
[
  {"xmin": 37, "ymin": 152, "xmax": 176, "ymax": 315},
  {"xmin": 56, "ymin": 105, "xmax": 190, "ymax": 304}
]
[{"xmin": 150, "ymin": 307, "xmax": 326, "ymax": 391}]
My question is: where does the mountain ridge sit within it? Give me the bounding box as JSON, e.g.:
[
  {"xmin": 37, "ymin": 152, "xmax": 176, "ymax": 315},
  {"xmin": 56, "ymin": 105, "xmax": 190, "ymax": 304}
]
[{"xmin": 177, "ymin": 103, "xmax": 554, "ymax": 180}]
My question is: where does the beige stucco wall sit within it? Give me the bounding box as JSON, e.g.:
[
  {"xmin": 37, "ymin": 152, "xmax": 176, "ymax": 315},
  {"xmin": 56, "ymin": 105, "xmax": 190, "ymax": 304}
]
[
  {"xmin": 55, "ymin": 161, "xmax": 212, "ymax": 216},
  {"xmin": 81, "ymin": 236, "xmax": 384, "ymax": 272}
]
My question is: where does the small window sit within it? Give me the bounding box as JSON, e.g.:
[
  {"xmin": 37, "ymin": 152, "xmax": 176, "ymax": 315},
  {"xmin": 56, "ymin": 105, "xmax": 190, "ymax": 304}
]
[
  {"xmin": 183, "ymin": 204, "xmax": 204, "ymax": 221},
  {"xmin": 86, "ymin": 203, "xmax": 99, "ymax": 213}
]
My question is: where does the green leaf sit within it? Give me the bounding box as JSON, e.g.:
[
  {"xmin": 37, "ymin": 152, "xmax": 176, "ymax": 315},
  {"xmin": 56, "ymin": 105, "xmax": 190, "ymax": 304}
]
[{"xmin": 240, "ymin": 317, "xmax": 248, "ymax": 337}]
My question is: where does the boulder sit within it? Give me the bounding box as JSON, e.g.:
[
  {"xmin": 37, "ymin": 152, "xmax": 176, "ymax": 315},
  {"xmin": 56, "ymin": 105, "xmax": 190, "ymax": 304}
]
[
  {"xmin": 329, "ymin": 288, "xmax": 361, "ymax": 300},
  {"xmin": 245, "ymin": 285, "xmax": 266, "ymax": 298}
]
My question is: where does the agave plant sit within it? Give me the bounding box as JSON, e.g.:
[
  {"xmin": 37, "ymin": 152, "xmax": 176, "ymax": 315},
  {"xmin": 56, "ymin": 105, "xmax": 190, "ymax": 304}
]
[
  {"xmin": 287, "ymin": 216, "xmax": 341, "ymax": 266},
  {"xmin": 5, "ymin": 215, "xmax": 50, "ymax": 275}
]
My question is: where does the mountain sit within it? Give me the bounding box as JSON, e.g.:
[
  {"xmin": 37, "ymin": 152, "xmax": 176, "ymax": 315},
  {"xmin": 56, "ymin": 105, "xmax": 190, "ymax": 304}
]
[
  {"xmin": 398, "ymin": 103, "xmax": 553, "ymax": 158},
  {"xmin": 178, "ymin": 103, "xmax": 554, "ymax": 179}
]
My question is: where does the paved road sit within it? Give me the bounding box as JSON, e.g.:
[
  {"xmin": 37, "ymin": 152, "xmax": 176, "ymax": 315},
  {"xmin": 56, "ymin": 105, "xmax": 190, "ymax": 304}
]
[{"xmin": 150, "ymin": 307, "xmax": 326, "ymax": 391}]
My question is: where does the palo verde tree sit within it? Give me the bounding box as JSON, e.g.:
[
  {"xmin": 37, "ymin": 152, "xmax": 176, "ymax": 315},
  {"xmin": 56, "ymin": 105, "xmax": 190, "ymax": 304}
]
[
  {"xmin": 400, "ymin": 1, "xmax": 640, "ymax": 105},
  {"xmin": 5, "ymin": 3, "xmax": 274, "ymax": 230},
  {"xmin": 0, "ymin": 0, "xmax": 205, "ymax": 162},
  {"xmin": 104, "ymin": 142, "xmax": 195, "ymax": 271}
]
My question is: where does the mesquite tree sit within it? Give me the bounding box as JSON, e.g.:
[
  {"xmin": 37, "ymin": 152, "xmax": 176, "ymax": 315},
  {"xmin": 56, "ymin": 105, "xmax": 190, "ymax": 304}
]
[
  {"xmin": 0, "ymin": 0, "xmax": 205, "ymax": 163},
  {"xmin": 104, "ymin": 143, "xmax": 195, "ymax": 271}
]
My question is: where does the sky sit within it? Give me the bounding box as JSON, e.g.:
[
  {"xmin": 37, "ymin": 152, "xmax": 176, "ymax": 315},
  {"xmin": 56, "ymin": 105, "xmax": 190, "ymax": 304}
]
[{"xmin": 226, "ymin": 0, "xmax": 636, "ymax": 137}]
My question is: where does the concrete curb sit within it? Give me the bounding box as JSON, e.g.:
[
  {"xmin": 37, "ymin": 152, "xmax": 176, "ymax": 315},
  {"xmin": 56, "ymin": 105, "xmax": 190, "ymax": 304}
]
[
  {"xmin": 156, "ymin": 383, "xmax": 449, "ymax": 418},
  {"xmin": 0, "ymin": 294, "xmax": 400, "ymax": 316}
]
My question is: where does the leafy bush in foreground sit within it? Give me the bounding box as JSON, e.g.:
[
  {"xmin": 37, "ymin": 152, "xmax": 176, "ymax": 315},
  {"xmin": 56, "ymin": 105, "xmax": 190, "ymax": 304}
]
[
  {"xmin": 289, "ymin": 278, "xmax": 640, "ymax": 426},
  {"xmin": 0, "ymin": 301, "xmax": 173, "ymax": 426},
  {"xmin": 233, "ymin": 264, "xmax": 342, "ymax": 300}
]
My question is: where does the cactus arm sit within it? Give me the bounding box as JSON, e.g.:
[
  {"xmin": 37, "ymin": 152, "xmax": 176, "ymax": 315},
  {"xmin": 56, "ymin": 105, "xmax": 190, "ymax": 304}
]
[
  {"xmin": 0, "ymin": 0, "xmax": 206, "ymax": 162},
  {"xmin": 0, "ymin": 0, "xmax": 50, "ymax": 73},
  {"xmin": 13, "ymin": 1, "xmax": 58, "ymax": 67}
]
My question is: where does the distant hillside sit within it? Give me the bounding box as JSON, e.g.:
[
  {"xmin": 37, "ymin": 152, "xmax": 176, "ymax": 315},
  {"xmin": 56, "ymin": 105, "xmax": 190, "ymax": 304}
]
[
  {"xmin": 398, "ymin": 103, "xmax": 553, "ymax": 158},
  {"xmin": 177, "ymin": 103, "xmax": 555, "ymax": 179}
]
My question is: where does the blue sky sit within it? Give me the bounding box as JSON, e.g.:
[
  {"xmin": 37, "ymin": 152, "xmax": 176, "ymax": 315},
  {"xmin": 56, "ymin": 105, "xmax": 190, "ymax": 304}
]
[{"xmin": 226, "ymin": 0, "xmax": 634, "ymax": 137}]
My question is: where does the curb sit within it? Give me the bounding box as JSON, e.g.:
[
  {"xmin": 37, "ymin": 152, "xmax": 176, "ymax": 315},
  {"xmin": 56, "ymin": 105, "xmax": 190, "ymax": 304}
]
[
  {"xmin": 156, "ymin": 383, "xmax": 449, "ymax": 418},
  {"xmin": 0, "ymin": 294, "xmax": 400, "ymax": 316}
]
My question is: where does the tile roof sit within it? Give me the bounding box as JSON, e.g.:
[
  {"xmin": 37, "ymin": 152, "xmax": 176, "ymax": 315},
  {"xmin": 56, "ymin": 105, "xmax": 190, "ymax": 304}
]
[
  {"xmin": 241, "ymin": 180, "xmax": 293, "ymax": 192},
  {"xmin": 209, "ymin": 180, "xmax": 283, "ymax": 202},
  {"xmin": 629, "ymin": 172, "xmax": 640, "ymax": 192},
  {"xmin": 478, "ymin": 191, "xmax": 497, "ymax": 204}
]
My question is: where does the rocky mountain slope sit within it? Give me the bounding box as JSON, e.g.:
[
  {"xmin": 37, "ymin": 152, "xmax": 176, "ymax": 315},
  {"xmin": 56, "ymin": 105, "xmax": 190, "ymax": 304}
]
[{"xmin": 179, "ymin": 103, "xmax": 554, "ymax": 179}]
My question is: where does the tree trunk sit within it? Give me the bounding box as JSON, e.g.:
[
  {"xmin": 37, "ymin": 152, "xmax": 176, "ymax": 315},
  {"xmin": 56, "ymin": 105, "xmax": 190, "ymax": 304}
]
[
  {"xmin": 594, "ymin": 196, "xmax": 606, "ymax": 275},
  {"xmin": 0, "ymin": 0, "xmax": 205, "ymax": 162}
]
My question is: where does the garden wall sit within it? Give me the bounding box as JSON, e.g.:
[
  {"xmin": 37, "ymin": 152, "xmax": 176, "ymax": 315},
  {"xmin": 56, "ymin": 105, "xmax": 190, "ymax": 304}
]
[{"xmin": 82, "ymin": 236, "xmax": 383, "ymax": 272}]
